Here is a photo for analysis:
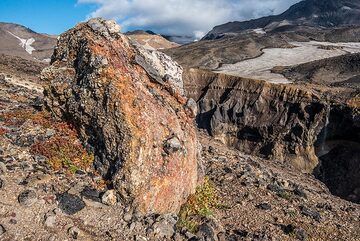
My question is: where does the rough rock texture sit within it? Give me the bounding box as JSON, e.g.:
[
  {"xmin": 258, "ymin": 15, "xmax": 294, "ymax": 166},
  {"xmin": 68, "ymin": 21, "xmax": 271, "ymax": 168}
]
[
  {"xmin": 41, "ymin": 18, "xmax": 199, "ymax": 214},
  {"xmin": 184, "ymin": 68, "xmax": 359, "ymax": 173},
  {"xmin": 134, "ymin": 45, "xmax": 184, "ymax": 95}
]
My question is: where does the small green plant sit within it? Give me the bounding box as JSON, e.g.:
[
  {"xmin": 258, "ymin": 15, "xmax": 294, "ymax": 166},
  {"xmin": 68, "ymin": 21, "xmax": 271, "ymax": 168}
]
[
  {"xmin": 177, "ymin": 177, "xmax": 218, "ymax": 233},
  {"xmin": 277, "ymin": 190, "xmax": 293, "ymax": 200},
  {"xmin": 287, "ymin": 210, "xmax": 297, "ymax": 218}
]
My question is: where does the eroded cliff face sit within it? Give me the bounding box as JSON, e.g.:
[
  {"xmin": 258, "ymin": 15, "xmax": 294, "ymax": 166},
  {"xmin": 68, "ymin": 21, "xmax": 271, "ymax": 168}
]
[
  {"xmin": 184, "ymin": 69, "xmax": 360, "ymax": 175},
  {"xmin": 42, "ymin": 18, "xmax": 200, "ymax": 214}
]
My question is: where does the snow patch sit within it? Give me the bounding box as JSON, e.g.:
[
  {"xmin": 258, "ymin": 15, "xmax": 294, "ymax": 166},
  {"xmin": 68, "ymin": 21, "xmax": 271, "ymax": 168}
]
[
  {"xmin": 7, "ymin": 31, "xmax": 36, "ymax": 55},
  {"xmin": 342, "ymin": 6, "xmax": 352, "ymax": 11},
  {"xmin": 278, "ymin": 20, "xmax": 291, "ymax": 27},
  {"xmin": 253, "ymin": 28, "xmax": 266, "ymax": 35}
]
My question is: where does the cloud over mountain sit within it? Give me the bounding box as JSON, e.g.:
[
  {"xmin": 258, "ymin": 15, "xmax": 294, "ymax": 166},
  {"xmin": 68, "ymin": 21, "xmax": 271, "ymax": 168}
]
[{"xmin": 78, "ymin": 0, "xmax": 300, "ymax": 38}]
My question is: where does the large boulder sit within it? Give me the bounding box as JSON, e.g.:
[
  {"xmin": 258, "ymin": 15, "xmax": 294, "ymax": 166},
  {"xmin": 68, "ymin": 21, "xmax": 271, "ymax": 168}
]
[{"xmin": 42, "ymin": 18, "xmax": 200, "ymax": 214}]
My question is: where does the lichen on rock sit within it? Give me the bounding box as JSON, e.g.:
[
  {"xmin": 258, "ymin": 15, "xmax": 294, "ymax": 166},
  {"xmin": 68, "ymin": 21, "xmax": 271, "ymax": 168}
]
[{"xmin": 42, "ymin": 18, "xmax": 200, "ymax": 214}]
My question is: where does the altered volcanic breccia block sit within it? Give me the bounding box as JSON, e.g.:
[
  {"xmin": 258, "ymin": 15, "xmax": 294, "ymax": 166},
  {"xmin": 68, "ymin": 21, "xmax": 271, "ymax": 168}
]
[{"xmin": 42, "ymin": 18, "xmax": 201, "ymax": 214}]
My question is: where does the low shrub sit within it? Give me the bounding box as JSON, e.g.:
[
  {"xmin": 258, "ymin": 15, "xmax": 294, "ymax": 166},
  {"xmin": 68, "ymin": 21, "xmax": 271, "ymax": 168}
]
[
  {"xmin": 1, "ymin": 108, "xmax": 94, "ymax": 174},
  {"xmin": 31, "ymin": 122, "xmax": 94, "ymax": 174},
  {"xmin": 177, "ymin": 177, "xmax": 219, "ymax": 232}
]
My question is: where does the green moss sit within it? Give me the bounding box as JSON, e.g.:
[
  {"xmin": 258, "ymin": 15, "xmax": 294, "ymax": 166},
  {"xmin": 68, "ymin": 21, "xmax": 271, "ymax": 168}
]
[
  {"xmin": 177, "ymin": 177, "xmax": 218, "ymax": 233},
  {"xmin": 278, "ymin": 190, "xmax": 293, "ymax": 200}
]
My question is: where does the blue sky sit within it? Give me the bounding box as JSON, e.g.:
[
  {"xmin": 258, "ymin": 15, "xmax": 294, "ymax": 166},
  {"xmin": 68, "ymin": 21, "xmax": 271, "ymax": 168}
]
[
  {"xmin": 0, "ymin": 0, "xmax": 300, "ymax": 37},
  {"xmin": 0, "ymin": 0, "xmax": 97, "ymax": 34}
]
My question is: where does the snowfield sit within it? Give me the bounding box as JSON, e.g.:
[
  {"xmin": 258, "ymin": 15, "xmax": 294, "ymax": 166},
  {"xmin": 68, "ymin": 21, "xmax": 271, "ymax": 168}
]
[
  {"xmin": 7, "ymin": 31, "xmax": 36, "ymax": 55},
  {"xmin": 253, "ymin": 28, "xmax": 266, "ymax": 35},
  {"xmin": 216, "ymin": 41, "xmax": 360, "ymax": 84}
]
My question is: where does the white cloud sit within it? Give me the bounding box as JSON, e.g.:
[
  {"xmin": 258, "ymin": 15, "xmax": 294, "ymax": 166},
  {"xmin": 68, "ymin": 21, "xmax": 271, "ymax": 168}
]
[{"xmin": 78, "ymin": 0, "xmax": 301, "ymax": 37}]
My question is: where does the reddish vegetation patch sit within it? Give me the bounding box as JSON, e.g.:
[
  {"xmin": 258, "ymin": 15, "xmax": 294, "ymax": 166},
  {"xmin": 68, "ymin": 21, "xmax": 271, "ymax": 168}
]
[
  {"xmin": 0, "ymin": 127, "xmax": 8, "ymax": 136},
  {"xmin": 0, "ymin": 108, "xmax": 94, "ymax": 174},
  {"xmin": 0, "ymin": 109, "xmax": 52, "ymax": 127},
  {"xmin": 30, "ymin": 122, "xmax": 94, "ymax": 174}
]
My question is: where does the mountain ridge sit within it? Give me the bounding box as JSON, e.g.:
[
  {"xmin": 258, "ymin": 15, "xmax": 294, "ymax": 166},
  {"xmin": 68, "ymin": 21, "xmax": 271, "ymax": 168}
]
[{"xmin": 204, "ymin": 0, "xmax": 360, "ymax": 40}]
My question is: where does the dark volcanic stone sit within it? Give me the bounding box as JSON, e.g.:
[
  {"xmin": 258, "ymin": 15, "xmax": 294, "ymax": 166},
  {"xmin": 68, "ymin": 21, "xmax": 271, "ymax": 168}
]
[
  {"xmin": 0, "ymin": 178, "xmax": 4, "ymax": 189},
  {"xmin": 294, "ymin": 187, "xmax": 308, "ymax": 199},
  {"xmin": 197, "ymin": 219, "xmax": 224, "ymax": 241},
  {"xmin": 267, "ymin": 183, "xmax": 283, "ymax": 193},
  {"xmin": 295, "ymin": 228, "xmax": 308, "ymax": 241},
  {"xmin": 57, "ymin": 193, "xmax": 85, "ymax": 215},
  {"xmin": 300, "ymin": 206, "xmax": 321, "ymax": 222},
  {"xmin": 256, "ymin": 203, "xmax": 272, "ymax": 210},
  {"xmin": 233, "ymin": 229, "xmax": 249, "ymax": 237},
  {"xmin": 316, "ymin": 203, "xmax": 332, "ymax": 211},
  {"xmin": 9, "ymin": 219, "xmax": 17, "ymax": 225},
  {"xmin": 282, "ymin": 224, "xmax": 308, "ymax": 241},
  {"xmin": 0, "ymin": 224, "xmax": 5, "ymax": 236},
  {"xmin": 31, "ymin": 96, "xmax": 43, "ymax": 111},
  {"xmin": 18, "ymin": 190, "xmax": 37, "ymax": 206},
  {"xmin": 283, "ymin": 224, "xmax": 296, "ymax": 235},
  {"xmin": 80, "ymin": 186, "xmax": 101, "ymax": 202}
]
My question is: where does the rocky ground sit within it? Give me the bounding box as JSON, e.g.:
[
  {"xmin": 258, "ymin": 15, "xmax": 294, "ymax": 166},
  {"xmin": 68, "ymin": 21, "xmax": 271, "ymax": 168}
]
[
  {"xmin": 200, "ymin": 134, "xmax": 360, "ymax": 240},
  {"xmin": 0, "ymin": 53, "xmax": 359, "ymax": 241}
]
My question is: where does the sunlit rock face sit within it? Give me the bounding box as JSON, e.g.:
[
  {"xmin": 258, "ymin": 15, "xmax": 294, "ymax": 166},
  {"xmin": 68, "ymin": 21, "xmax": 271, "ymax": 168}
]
[{"xmin": 42, "ymin": 18, "xmax": 201, "ymax": 214}]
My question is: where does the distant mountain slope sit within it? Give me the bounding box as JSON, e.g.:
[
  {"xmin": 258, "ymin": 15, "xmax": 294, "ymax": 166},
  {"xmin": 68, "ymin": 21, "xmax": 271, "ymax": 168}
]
[
  {"xmin": 204, "ymin": 0, "xmax": 360, "ymax": 39},
  {"xmin": 0, "ymin": 22, "xmax": 57, "ymax": 62},
  {"xmin": 125, "ymin": 30, "xmax": 179, "ymax": 50},
  {"xmin": 165, "ymin": 26, "xmax": 360, "ymax": 69}
]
